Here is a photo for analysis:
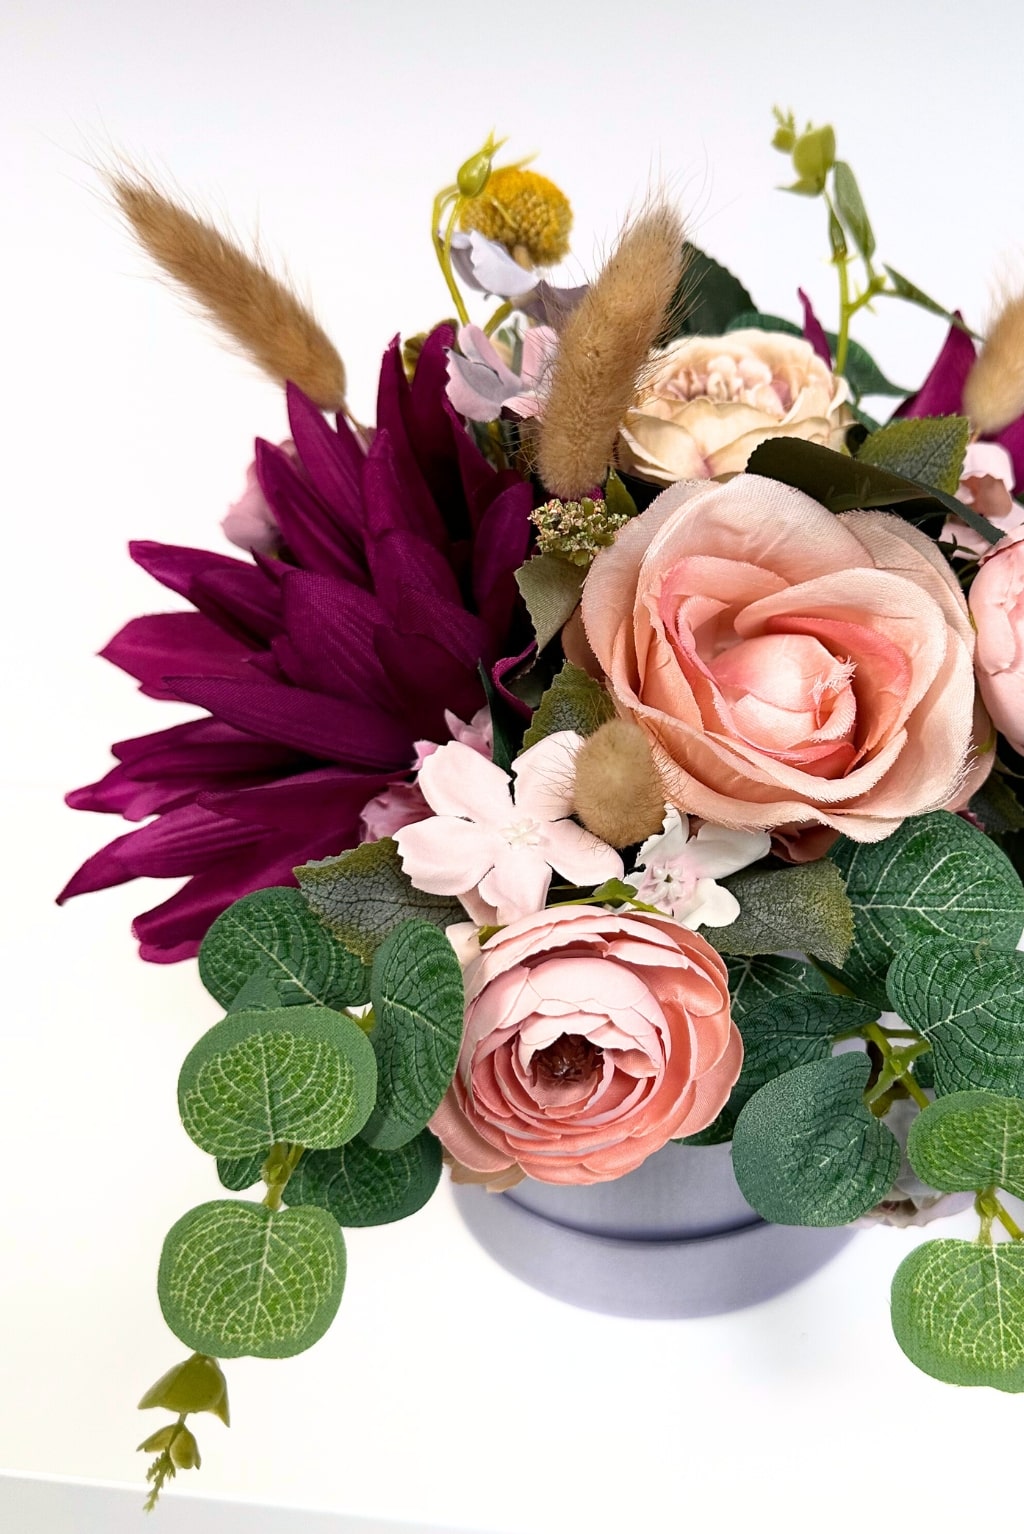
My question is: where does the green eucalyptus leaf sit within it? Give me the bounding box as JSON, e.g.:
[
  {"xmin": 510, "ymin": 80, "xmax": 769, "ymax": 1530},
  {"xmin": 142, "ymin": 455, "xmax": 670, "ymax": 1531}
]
[
  {"xmin": 745, "ymin": 436, "xmax": 998, "ymax": 543},
  {"xmin": 732, "ymin": 1054, "xmax": 900, "ymax": 1225},
  {"xmin": 158, "ymin": 1200, "xmax": 345, "ymax": 1360},
  {"xmin": 224, "ymin": 976, "xmax": 287, "ymax": 1013},
  {"xmin": 515, "ymin": 555, "xmax": 585, "ymax": 655},
  {"xmin": 712, "ymin": 861, "xmax": 853, "ymax": 967},
  {"xmin": 830, "ymin": 812, "xmax": 1024, "ymax": 1008},
  {"xmin": 891, "ymin": 1239, "xmax": 1024, "ymax": 1391},
  {"xmin": 857, "ymin": 416, "xmax": 970, "ymax": 496},
  {"xmin": 178, "ymin": 1005, "xmax": 377, "ymax": 1158},
  {"xmin": 199, "ymin": 887, "xmax": 370, "ymax": 1012},
  {"xmin": 216, "ymin": 1151, "xmax": 266, "ymax": 1192},
  {"xmin": 907, "ymin": 1091, "xmax": 1024, "ymax": 1199},
  {"xmin": 726, "ymin": 954, "xmax": 832, "ymax": 1022},
  {"xmin": 361, "ymin": 921, "xmax": 465, "ymax": 1151},
  {"xmin": 296, "ymin": 839, "xmax": 464, "ymax": 965},
  {"xmin": 521, "ymin": 662, "xmax": 615, "ymax": 750},
  {"xmin": 286, "ymin": 1130, "xmax": 442, "ymax": 1226},
  {"xmin": 683, "ymin": 993, "xmax": 875, "ymax": 1146},
  {"xmin": 887, "ymin": 940, "xmax": 1024, "ymax": 1096},
  {"xmin": 832, "ymin": 161, "xmax": 874, "ymax": 260},
  {"xmin": 657, "ymin": 243, "xmax": 756, "ymax": 346},
  {"xmin": 883, "ymin": 267, "xmax": 983, "ymax": 339}
]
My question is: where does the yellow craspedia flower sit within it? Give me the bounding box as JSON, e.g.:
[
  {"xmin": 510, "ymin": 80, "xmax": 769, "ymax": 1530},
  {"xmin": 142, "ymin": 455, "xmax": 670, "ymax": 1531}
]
[{"xmin": 459, "ymin": 167, "xmax": 572, "ymax": 268}]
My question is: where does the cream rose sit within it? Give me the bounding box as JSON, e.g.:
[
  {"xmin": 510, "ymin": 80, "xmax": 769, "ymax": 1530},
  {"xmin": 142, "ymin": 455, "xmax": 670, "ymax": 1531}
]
[
  {"xmin": 618, "ymin": 330, "xmax": 851, "ymax": 484},
  {"xmin": 581, "ymin": 475, "xmax": 979, "ymax": 844}
]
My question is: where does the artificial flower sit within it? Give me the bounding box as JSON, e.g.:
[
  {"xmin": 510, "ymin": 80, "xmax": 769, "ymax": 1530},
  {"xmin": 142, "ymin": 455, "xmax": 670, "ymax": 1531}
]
[
  {"xmin": 358, "ymin": 707, "xmax": 493, "ymax": 841},
  {"xmin": 580, "ymin": 474, "xmax": 979, "ymax": 847},
  {"xmin": 450, "ymin": 230, "xmax": 586, "ymax": 327},
  {"xmin": 968, "ymin": 526, "xmax": 1024, "ymax": 756},
  {"xmin": 394, "ymin": 731, "xmax": 622, "ymax": 925},
  {"xmin": 618, "ymin": 329, "xmax": 852, "ymax": 484},
  {"xmin": 623, "ymin": 808, "xmax": 770, "ymax": 927},
  {"xmin": 942, "ymin": 441, "xmax": 1024, "ymax": 557},
  {"xmin": 221, "ymin": 442, "xmax": 294, "ymax": 554},
  {"xmin": 429, "ymin": 904, "xmax": 740, "ymax": 1185},
  {"xmin": 900, "ymin": 317, "xmax": 1024, "ymax": 490},
  {"xmin": 60, "ymin": 328, "xmax": 533, "ymax": 961},
  {"xmin": 445, "ymin": 323, "xmax": 558, "ymax": 423}
]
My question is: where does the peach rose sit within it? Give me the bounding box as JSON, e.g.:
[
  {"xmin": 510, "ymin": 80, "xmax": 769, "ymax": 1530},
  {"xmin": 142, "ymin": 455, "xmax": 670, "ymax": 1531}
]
[
  {"xmin": 581, "ymin": 475, "xmax": 979, "ymax": 843},
  {"xmin": 430, "ymin": 905, "xmax": 739, "ymax": 1186},
  {"xmin": 969, "ymin": 527, "xmax": 1024, "ymax": 756},
  {"xmin": 618, "ymin": 330, "xmax": 851, "ymax": 484}
]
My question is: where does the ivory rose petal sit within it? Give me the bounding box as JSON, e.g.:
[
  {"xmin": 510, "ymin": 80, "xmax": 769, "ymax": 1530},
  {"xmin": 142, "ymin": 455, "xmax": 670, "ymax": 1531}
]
[
  {"xmin": 581, "ymin": 475, "xmax": 978, "ymax": 843},
  {"xmin": 430, "ymin": 905, "xmax": 739, "ymax": 1185}
]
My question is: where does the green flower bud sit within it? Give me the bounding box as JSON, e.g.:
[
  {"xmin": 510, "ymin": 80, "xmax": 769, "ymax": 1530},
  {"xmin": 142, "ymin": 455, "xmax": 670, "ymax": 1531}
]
[
  {"xmin": 792, "ymin": 125, "xmax": 836, "ymax": 194},
  {"xmin": 138, "ymin": 1354, "xmax": 230, "ymax": 1426},
  {"xmin": 138, "ymin": 1425, "xmax": 178, "ymax": 1454},
  {"xmin": 169, "ymin": 1425, "xmax": 202, "ymax": 1471}
]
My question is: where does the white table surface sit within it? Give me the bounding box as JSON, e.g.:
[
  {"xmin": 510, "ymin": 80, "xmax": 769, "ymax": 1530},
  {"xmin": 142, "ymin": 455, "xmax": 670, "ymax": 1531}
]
[{"xmin": 6, "ymin": 3, "xmax": 1024, "ymax": 1531}]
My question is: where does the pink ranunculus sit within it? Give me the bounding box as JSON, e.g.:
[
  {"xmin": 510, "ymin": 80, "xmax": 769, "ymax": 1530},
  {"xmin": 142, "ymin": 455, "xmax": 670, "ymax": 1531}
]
[
  {"xmin": 581, "ymin": 475, "xmax": 979, "ymax": 844},
  {"xmin": 430, "ymin": 905, "xmax": 740, "ymax": 1186},
  {"xmin": 969, "ymin": 527, "xmax": 1024, "ymax": 756},
  {"xmin": 943, "ymin": 442, "xmax": 1024, "ymax": 557}
]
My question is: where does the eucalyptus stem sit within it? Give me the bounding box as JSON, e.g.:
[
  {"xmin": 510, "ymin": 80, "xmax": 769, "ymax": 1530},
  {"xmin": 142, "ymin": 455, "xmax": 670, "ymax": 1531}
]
[
  {"xmin": 262, "ymin": 1142, "xmax": 304, "ymax": 1211},
  {"xmin": 974, "ymin": 1187, "xmax": 1023, "ymax": 1243},
  {"xmin": 863, "ymin": 1022, "xmax": 931, "ymax": 1110}
]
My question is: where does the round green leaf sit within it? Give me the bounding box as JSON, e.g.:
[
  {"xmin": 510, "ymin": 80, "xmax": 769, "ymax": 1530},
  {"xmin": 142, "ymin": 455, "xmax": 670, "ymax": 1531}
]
[
  {"xmin": 178, "ymin": 1005, "xmax": 377, "ymax": 1158},
  {"xmin": 199, "ymin": 886, "xmax": 369, "ymax": 1010},
  {"xmin": 830, "ymin": 813, "xmax": 1024, "ymax": 1007},
  {"xmin": 907, "ymin": 1091, "xmax": 1024, "ymax": 1200},
  {"xmin": 892, "ymin": 1239, "xmax": 1024, "ymax": 1391},
  {"xmin": 216, "ymin": 1151, "xmax": 266, "ymax": 1192},
  {"xmin": 286, "ymin": 1131, "xmax": 442, "ymax": 1227},
  {"xmin": 887, "ymin": 938, "xmax": 1024, "ymax": 1096},
  {"xmin": 726, "ymin": 954, "xmax": 831, "ymax": 1021},
  {"xmin": 732, "ymin": 1054, "xmax": 900, "ymax": 1225},
  {"xmin": 362, "ymin": 921, "xmax": 465, "ymax": 1152},
  {"xmin": 158, "ymin": 1200, "xmax": 345, "ymax": 1359}
]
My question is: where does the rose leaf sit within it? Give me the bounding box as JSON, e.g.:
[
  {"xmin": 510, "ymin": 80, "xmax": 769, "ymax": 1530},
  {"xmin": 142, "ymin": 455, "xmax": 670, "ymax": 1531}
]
[
  {"xmin": 521, "ymin": 662, "xmax": 615, "ymax": 750},
  {"xmin": 712, "ymin": 860, "xmax": 854, "ymax": 967},
  {"xmin": 856, "ymin": 416, "xmax": 970, "ymax": 496},
  {"xmin": 296, "ymin": 839, "xmax": 464, "ymax": 965},
  {"xmin": 515, "ymin": 554, "xmax": 586, "ymax": 655}
]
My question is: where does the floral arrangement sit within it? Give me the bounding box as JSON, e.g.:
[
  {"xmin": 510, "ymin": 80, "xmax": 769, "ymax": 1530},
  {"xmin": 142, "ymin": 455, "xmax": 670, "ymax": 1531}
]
[{"xmin": 64, "ymin": 115, "xmax": 1024, "ymax": 1506}]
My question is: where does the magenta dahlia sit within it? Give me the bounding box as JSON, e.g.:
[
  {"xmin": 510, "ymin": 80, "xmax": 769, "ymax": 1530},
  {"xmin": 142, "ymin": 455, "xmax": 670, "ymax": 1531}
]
[{"xmin": 60, "ymin": 327, "xmax": 534, "ymax": 961}]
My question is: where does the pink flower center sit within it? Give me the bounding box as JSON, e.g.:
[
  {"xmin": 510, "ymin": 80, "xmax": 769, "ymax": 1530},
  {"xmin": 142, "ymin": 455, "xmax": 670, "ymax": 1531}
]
[
  {"xmin": 707, "ymin": 633, "xmax": 858, "ymax": 775},
  {"xmin": 532, "ymin": 1034, "xmax": 604, "ymax": 1084},
  {"xmin": 656, "ymin": 353, "xmax": 793, "ymax": 415}
]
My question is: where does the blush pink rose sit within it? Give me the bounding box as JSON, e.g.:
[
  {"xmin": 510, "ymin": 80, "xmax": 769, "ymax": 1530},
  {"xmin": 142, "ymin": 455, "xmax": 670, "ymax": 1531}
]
[
  {"xmin": 430, "ymin": 905, "xmax": 740, "ymax": 1186},
  {"xmin": 969, "ymin": 527, "xmax": 1024, "ymax": 756},
  {"xmin": 581, "ymin": 475, "xmax": 979, "ymax": 843}
]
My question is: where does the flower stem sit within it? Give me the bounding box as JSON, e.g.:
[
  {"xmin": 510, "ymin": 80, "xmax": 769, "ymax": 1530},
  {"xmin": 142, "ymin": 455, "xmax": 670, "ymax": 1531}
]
[
  {"xmin": 862, "ymin": 1022, "xmax": 931, "ymax": 1110},
  {"xmin": 483, "ymin": 300, "xmax": 514, "ymax": 338},
  {"xmin": 432, "ymin": 188, "xmax": 470, "ymax": 326}
]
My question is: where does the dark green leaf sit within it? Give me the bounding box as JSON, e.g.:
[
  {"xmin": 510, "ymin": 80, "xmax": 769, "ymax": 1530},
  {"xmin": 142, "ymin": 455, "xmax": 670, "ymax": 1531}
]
[
  {"xmin": 857, "ymin": 416, "xmax": 969, "ymax": 496},
  {"xmin": 831, "ymin": 812, "xmax": 1024, "ymax": 1008},
  {"xmin": 521, "ymin": 662, "xmax": 615, "ymax": 749},
  {"xmin": 712, "ymin": 861, "xmax": 853, "ymax": 967},
  {"xmin": 886, "ymin": 940, "xmax": 1024, "ymax": 1096},
  {"xmin": 732, "ymin": 1054, "xmax": 900, "ymax": 1225},
  {"xmin": 361, "ymin": 920, "xmax": 465, "ymax": 1151},
  {"xmin": 968, "ymin": 774, "xmax": 1024, "ymax": 836},
  {"xmin": 158, "ymin": 1200, "xmax": 345, "ymax": 1359},
  {"xmin": 907, "ymin": 1091, "xmax": 1024, "ymax": 1199},
  {"xmin": 177, "ymin": 1005, "xmax": 377, "ymax": 1158},
  {"xmin": 833, "ymin": 161, "xmax": 874, "ymax": 260},
  {"xmin": 199, "ymin": 887, "xmax": 370, "ymax": 1012},
  {"xmin": 216, "ymin": 1151, "xmax": 266, "ymax": 1192},
  {"xmin": 891, "ymin": 1240, "xmax": 1024, "ymax": 1391},
  {"xmin": 477, "ymin": 660, "xmax": 522, "ymax": 774},
  {"xmin": 657, "ymin": 243, "xmax": 756, "ymax": 346},
  {"xmin": 726, "ymin": 954, "xmax": 831, "ymax": 1021},
  {"xmin": 514, "ymin": 555, "xmax": 585, "ymax": 655},
  {"xmin": 286, "ymin": 1131, "xmax": 442, "ymax": 1226},
  {"xmin": 296, "ymin": 839, "xmax": 464, "ymax": 965},
  {"xmin": 883, "ymin": 267, "xmax": 983, "ymax": 340}
]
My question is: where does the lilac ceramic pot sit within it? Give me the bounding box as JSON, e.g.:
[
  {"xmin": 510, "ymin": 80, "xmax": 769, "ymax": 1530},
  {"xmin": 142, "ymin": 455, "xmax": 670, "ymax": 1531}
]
[{"xmin": 452, "ymin": 1139, "xmax": 855, "ymax": 1319}]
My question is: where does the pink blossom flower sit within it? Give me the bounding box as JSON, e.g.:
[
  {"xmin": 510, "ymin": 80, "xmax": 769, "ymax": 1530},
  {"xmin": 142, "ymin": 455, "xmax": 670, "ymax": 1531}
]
[
  {"xmin": 943, "ymin": 442, "xmax": 1024, "ymax": 557},
  {"xmin": 429, "ymin": 904, "xmax": 740, "ymax": 1184},
  {"xmin": 969, "ymin": 526, "xmax": 1024, "ymax": 755},
  {"xmin": 446, "ymin": 324, "xmax": 558, "ymax": 424},
  {"xmin": 393, "ymin": 732, "xmax": 622, "ymax": 925},
  {"xmin": 221, "ymin": 442, "xmax": 296, "ymax": 554},
  {"xmin": 624, "ymin": 808, "xmax": 770, "ymax": 927},
  {"xmin": 358, "ymin": 709, "xmax": 493, "ymax": 841}
]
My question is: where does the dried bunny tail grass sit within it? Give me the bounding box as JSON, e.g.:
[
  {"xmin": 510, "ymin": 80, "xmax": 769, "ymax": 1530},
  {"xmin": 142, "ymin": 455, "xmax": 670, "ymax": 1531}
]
[
  {"xmin": 572, "ymin": 718, "xmax": 667, "ymax": 848},
  {"xmin": 108, "ymin": 169, "xmax": 346, "ymax": 410},
  {"xmin": 537, "ymin": 203, "xmax": 687, "ymax": 498},
  {"xmin": 963, "ymin": 289, "xmax": 1024, "ymax": 435}
]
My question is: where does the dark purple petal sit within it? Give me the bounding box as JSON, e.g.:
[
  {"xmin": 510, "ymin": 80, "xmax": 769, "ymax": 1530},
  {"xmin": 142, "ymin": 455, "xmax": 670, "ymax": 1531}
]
[
  {"xmin": 995, "ymin": 416, "xmax": 1024, "ymax": 495},
  {"xmin": 59, "ymin": 802, "xmax": 266, "ymax": 899},
  {"xmin": 372, "ymin": 627, "xmax": 482, "ymax": 737},
  {"xmin": 367, "ymin": 526, "xmax": 464, "ymax": 611},
  {"xmin": 798, "ymin": 289, "xmax": 832, "ymax": 367},
  {"xmin": 111, "ymin": 716, "xmax": 301, "ymax": 774},
  {"xmin": 200, "ymin": 765, "xmax": 394, "ymax": 834},
  {"xmin": 271, "ymin": 570, "xmax": 399, "ymax": 706},
  {"xmin": 101, "ymin": 612, "xmax": 255, "ymax": 698},
  {"xmin": 131, "ymin": 541, "xmax": 283, "ymax": 643},
  {"xmin": 371, "ymin": 346, "xmax": 449, "ymax": 547},
  {"xmin": 256, "ymin": 438, "xmax": 367, "ymax": 583},
  {"xmin": 471, "ymin": 480, "xmax": 533, "ymax": 638},
  {"xmin": 898, "ymin": 319, "xmax": 977, "ymax": 419},
  {"xmin": 492, "ymin": 644, "xmax": 539, "ymax": 720},
  {"xmin": 286, "ymin": 382, "xmax": 367, "ymax": 540}
]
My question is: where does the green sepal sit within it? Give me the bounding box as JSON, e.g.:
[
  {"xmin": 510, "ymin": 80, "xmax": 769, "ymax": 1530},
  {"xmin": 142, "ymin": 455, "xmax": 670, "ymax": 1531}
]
[
  {"xmin": 856, "ymin": 416, "xmax": 970, "ymax": 496},
  {"xmin": 521, "ymin": 662, "xmax": 615, "ymax": 750},
  {"xmin": 177, "ymin": 1005, "xmax": 377, "ymax": 1158},
  {"xmin": 732, "ymin": 1054, "xmax": 900, "ymax": 1226},
  {"xmin": 829, "ymin": 812, "xmax": 1024, "ymax": 1008},
  {"xmin": 286, "ymin": 1130, "xmax": 442, "ymax": 1226},
  {"xmin": 886, "ymin": 939, "xmax": 1024, "ymax": 1097},
  {"xmin": 361, "ymin": 920, "xmax": 465, "ymax": 1151},
  {"xmin": 159, "ymin": 1200, "xmax": 346, "ymax": 1360},
  {"xmin": 296, "ymin": 838, "xmax": 464, "ymax": 965},
  {"xmin": 515, "ymin": 555, "xmax": 585, "ymax": 655},
  {"xmin": 907, "ymin": 1091, "xmax": 1024, "ymax": 1199},
  {"xmin": 711, "ymin": 861, "xmax": 853, "ymax": 968},
  {"xmin": 891, "ymin": 1240, "xmax": 1024, "ymax": 1391},
  {"xmin": 137, "ymin": 1353, "xmax": 230, "ymax": 1425},
  {"xmin": 603, "ymin": 469, "xmax": 638, "ymax": 521},
  {"xmin": 199, "ymin": 886, "xmax": 370, "ymax": 1012}
]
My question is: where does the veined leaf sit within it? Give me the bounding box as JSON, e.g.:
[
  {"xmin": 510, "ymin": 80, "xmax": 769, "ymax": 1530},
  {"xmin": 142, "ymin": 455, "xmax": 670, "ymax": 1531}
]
[
  {"xmin": 907, "ymin": 1091, "xmax": 1024, "ymax": 1199},
  {"xmin": 199, "ymin": 886, "xmax": 369, "ymax": 1011},
  {"xmin": 521, "ymin": 662, "xmax": 615, "ymax": 750},
  {"xmin": 286, "ymin": 1131, "xmax": 442, "ymax": 1226},
  {"xmin": 887, "ymin": 939, "xmax": 1024, "ymax": 1096},
  {"xmin": 857, "ymin": 416, "xmax": 969, "ymax": 496},
  {"xmin": 713, "ymin": 861, "xmax": 853, "ymax": 967},
  {"xmin": 296, "ymin": 839, "xmax": 464, "ymax": 965},
  {"xmin": 892, "ymin": 1240, "xmax": 1024, "ymax": 1391}
]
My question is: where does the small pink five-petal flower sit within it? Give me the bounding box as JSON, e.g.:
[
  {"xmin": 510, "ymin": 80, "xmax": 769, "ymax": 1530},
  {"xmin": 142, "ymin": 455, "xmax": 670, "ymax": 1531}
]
[{"xmin": 394, "ymin": 731, "xmax": 623, "ymax": 925}]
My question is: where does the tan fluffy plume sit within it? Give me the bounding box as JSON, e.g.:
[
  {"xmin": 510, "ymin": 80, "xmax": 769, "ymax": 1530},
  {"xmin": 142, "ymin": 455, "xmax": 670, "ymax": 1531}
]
[
  {"xmin": 963, "ymin": 291, "xmax": 1024, "ymax": 435},
  {"xmin": 537, "ymin": 204, "xmax": 687, "ymax": 499},
  {"xmin": 572, "ymin": 718, "xmax": 667, "ymax": 848},
  {"xmin": 109, "ymin": 171, "xmax": 346, "ymax": 410}
]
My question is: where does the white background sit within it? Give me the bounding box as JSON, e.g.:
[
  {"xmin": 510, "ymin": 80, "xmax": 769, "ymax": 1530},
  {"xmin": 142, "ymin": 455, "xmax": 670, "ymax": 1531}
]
[{"xmin": 4, "ymin": 2, "xmax": 1024, "ymax": 1531}]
